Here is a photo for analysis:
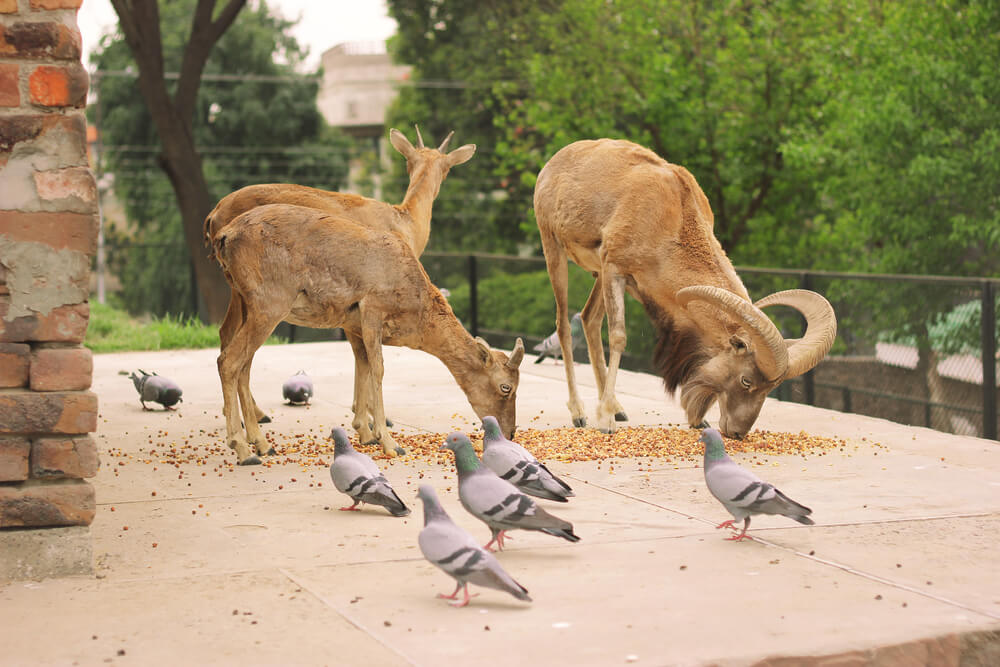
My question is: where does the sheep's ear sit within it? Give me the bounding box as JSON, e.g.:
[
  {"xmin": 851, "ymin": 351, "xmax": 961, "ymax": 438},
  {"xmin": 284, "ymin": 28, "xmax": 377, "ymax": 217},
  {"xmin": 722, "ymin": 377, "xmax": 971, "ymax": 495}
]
[
  {"xmin": 447, "ymin": 143, "xmax": 476, "ymax": 166},
  {"xmin": 475, "ymin": 337, "xmax": 494, "ymax": 367},
  {"xmin": 389, "ymin": 128, "xmax": 416, "ymax": 159}
]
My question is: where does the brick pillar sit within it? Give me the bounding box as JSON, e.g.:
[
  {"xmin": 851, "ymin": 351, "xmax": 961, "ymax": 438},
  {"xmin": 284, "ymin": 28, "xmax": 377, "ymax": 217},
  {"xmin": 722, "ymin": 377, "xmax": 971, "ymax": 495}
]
[{"xmin": 0, "ymin": 0, "xmax": 99, "ymax": 579}]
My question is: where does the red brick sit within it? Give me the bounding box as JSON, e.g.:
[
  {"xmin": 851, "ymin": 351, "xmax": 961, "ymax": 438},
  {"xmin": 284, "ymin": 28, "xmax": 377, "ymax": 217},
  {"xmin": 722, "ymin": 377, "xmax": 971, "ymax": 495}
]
[
  {"xmin": 28, "ymin": 63, "xmax": 88, "ymax": 108},
  {"xmin": 0, "ymin": 22, "xmax": 81, "ymax": 60},
  {"xmin": 0, "ymin": 437, "xmax": 30, "ymax": 482},
  {"xmin": 0, "ymin": 301, "xmax": 89, "ymax": 343},
  {"xmin": 0, "ymin": 0, "xmax": 17, "ymax": 13},
  {"xmin": 0, "ymin": 210, "xmax": 98, "ymax": 254},
  {"xmin": 31, "ymin": 435, "xmax": 98, "ymax": 479},
  {"xmin": 0, "ymin": 63, "xmax": 18, "ymax": 107},
  {"xmin": 33, "ymin": 167, "xmax": 96, "ymax": 209},
  {"xmin": 0, "ymin": 390, "xmax": 97, "ymax": 434},
  {"xmin": 29, "ymin": 345, "xmax": 92, "ymax": 391},
  {"xmin": 30, "ymin": 0, "xmax": 84, "ymax": 8},
  {"xmin": 0, "ymin": 113, "xmax": 87, "ymax": 156},
  {"xmin": 0, "ymin": 342, "xmax": 30, "ymax": 387},
  {"xmin": 0, "ymin": 479, "xmax": 95, "ymax": 527}
]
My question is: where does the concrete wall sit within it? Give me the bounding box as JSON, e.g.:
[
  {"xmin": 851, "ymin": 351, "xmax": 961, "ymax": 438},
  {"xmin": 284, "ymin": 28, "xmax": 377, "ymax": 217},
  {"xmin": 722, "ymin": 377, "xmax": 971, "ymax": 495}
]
[{"xmin": 0, "ymin": 0, "xmax": 98, "ymax": 579}]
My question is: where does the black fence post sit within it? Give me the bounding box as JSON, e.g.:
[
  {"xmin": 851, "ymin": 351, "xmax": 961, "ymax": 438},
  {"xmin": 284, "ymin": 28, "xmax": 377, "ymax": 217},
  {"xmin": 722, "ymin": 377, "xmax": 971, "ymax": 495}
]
[
  {"xmin": 982, "ymin": 281, "xmax": 997, "ymax": 440},
  {"xmin": 468, "ymin": 254, "xmax": 479, "ymax": 338},
  {"xmin": 800, "ymin": 272, "xmax": 816, "ymax": 406}
]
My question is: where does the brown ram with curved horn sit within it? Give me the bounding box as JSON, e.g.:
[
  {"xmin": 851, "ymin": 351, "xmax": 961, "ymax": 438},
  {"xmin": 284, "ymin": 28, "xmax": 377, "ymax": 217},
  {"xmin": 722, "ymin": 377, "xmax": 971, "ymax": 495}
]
[{"xmin": 534, "ymin": 139, "xmax": 836, "ymax": 438}]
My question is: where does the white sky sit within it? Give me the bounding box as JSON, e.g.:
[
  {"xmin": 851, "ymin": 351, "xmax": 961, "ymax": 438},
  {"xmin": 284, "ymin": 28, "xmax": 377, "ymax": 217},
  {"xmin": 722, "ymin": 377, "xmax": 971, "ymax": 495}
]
[{"xmin": 77, "ymin": 0, "xmax": 398, "ymax": 70}]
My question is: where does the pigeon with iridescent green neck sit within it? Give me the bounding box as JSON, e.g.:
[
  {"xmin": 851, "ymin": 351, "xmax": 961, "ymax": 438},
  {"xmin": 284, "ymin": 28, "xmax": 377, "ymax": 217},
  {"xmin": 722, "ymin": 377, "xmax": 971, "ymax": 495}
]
[
  {"xmin": 329, "ymin": 427, "xmax": 410, "ymax": 517},
  {"xmin": 440, "ymin": 432, "xmax": 580, "ymax": 551},
  {"xmin": 481, "ymin": 416, "xmax": 574, "ymax": 502},
  {"xmin": 700, "ymin": 428, "xmax": 813, "ymax": 541},
  {"xmin": 417, "ymin": 485, "xmax": 531, "ymax": 607}
]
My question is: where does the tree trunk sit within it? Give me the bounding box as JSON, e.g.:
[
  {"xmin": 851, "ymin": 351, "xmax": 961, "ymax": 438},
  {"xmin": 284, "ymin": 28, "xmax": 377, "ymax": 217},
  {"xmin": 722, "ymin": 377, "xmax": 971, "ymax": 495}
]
[
  {"xmin": 158, "ymin": 137, "xmax": 230, "ymax": 322},
  {"xmin": 109, "ymin": 0, "xmax": 244, "ymax": 323}
]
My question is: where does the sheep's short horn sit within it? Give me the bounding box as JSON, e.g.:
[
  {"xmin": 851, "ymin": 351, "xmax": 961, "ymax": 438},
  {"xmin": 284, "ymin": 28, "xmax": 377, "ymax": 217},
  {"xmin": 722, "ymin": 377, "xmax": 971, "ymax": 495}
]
[
  {"xmin": 438, "ymin": 130, "xmax": 455, "ymax": 152},
  {"xmin": 507, "ymin": 338, "xmax": 525, "ymax": 369},
  {"xmin": 755, "ymin": 289, "xmax": 837, "ymax": 378},
  {"xmin": 676, "ymin": 285, "xmax": 788, "ymax": 382},
  {"xmin": 414, "ymin": 124, "xmax": 425, "ymax": 148}
]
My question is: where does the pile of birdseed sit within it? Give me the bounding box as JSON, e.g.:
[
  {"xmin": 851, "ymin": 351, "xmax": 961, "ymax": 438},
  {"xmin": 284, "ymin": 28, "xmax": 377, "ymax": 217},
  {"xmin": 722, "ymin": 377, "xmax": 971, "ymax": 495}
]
[{"xmin": 103, "ymin": 425, "xmax": 877, "ymax": 475}]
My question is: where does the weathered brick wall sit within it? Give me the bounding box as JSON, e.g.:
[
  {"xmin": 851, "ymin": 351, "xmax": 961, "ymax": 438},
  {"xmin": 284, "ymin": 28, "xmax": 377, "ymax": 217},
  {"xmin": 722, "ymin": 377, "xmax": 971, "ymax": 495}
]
[{"xmin": 0, "ymin": 0, "xmax": 98, "ymax": 529}]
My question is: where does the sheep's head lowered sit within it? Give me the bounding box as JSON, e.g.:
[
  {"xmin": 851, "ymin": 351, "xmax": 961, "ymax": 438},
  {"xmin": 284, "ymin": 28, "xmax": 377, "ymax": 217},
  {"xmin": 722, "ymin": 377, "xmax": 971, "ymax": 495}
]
[{"xmin": 667, "ymin": 287, "xmax": 837, "ymax": 439}]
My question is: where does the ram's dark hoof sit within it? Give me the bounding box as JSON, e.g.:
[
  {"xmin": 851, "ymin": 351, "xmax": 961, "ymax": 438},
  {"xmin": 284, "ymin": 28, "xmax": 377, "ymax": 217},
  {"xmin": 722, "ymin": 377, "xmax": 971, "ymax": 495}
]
[
  {"xmin": 572, "ymin": 417, "xmax": 587, "ymax": 428},
  {"xmin": 694, "ymin": 421, "xmax": 710, "ymax": 429},
  {"xmin": 614, "ymin": 411, "xmax": 628, "ymax": 422},
  {"xmin": 238, "ymin": 455, "xmax": 262, "ymax": 466},
  {"xmin": 257, "ymin": 415, "xmax": 272, "ymax": 424},
  {"xmin": 266, "ymin": 447, "xmax": 276, "ymax": 456},
  {"xmin": 394, "ymin": 446, "xmax": 406, "ymax": 456},
  {"xmin": 386, "ymin": 418, "xmax": 394, "ymax": 428}
]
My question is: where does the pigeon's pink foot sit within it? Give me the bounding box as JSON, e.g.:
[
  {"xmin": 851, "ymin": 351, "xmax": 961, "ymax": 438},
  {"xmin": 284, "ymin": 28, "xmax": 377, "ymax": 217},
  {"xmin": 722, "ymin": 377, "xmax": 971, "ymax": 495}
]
[
  {"xmin": 496, "ymin": 530, "xmax": 512, "ymax": 550},
  {"xmin": 437, "ymin": 583, "xmax": 463, "ymax": 600},
  {"xmin": 447, "ymin": 585, "xmax": 478, "ymax": 607},
  {"xmin": 725, "ymin": 532, "xmax": 752, "ymax": 541},
  {"xmin": 715, "ymin": 520, "xmax": 737, "ymax": 530},
  {"xmin": 338, "ymin": 504, "xmax": 362, "ymax": 512}
]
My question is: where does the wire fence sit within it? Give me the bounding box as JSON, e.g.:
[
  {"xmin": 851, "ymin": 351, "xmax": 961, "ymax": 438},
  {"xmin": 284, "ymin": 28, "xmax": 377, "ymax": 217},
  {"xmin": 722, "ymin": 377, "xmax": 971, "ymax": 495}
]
[{"xmin": 92, "ymin": 245, "xmax": 1000, "ymax": 441}]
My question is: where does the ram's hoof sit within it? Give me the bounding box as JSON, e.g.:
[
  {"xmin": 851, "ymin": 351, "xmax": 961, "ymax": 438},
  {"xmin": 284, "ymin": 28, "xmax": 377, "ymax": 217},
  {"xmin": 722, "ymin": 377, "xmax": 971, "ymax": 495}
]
[
  {"xmin": 238, "ymin": 455, "xmax": 262, "ymax": 466},
  {"xmin": 614, "ymin": 411, "xmax": 628, "ymax": 422},
  {"xmin": 257, "ymin": 415, "xmax": 271, "ymax": 424},
  {"xmin": 394, "ymin": 446, "xmax": 406, "ymax": 456},
  {"xmin": 572, "ymin": 417, "xmax": 587, "ymax": 428}
]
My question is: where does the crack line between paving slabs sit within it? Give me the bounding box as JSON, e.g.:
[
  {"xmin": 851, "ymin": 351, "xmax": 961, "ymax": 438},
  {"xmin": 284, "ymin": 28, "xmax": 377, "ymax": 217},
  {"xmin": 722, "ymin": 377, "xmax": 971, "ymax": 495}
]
[
  {"xmin": 570, "ymin": 475, "xmax": 1000, "ymax": 621},
  {"xmin": 278, "ymin": 567, "xmax": 420, "ymax": 667}
]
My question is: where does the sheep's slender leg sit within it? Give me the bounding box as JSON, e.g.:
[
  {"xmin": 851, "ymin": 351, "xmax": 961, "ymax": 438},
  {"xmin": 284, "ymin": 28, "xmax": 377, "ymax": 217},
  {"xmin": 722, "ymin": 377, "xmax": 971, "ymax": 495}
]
[
  {"xmin": 595, "ymin": 270, "xmax": 628, "ymax": 433},
  {"xmin": 347, "ymin": 332, "xmax": 376, "ymax": 445},
  {"xmin": 237, "ymin": 316, "xmax": 281, "ymax": 457},
  {"xmin": 359, "ymin": 306, "xmax": 400, "ymax": 457},
  {"xmin": 220, "ymin": 292, "xmax": 270, "ymax": 425},
  {"xmin": 218, "ymin": 317, "xmax": 259, "ymax": 464},
  {"xmin": 581, "ymin": 276, "xmax": 628, "ymax": 422},
  {"xmin": 539, "ymin": 230, "xmax": 587, "ymax": 428}
]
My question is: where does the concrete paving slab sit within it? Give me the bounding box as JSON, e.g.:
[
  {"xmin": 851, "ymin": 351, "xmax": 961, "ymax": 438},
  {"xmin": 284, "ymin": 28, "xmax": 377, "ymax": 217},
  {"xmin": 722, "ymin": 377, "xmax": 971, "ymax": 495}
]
[{"xmin": 2, "ymin": 341, "xmax": 999, "ymax": 666}]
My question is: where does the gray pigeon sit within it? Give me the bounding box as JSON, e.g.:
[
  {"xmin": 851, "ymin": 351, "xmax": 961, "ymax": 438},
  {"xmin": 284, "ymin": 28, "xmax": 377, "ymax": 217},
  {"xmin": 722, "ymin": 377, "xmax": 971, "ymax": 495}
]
[
  {"xmin": 282, "ymin": 370, "xmax": 313, "ymax": 405},
  {"xmin": 481, "ymin": 416, "xmax": 574, "ymax": 502},
  {"xmin": 533, "ymin": 312, "xmax": 584, "ymax": 363},
  {"xmin": 440, "ymin": 432, "xmax": 580, "ymax": 551},
  {"xmin": 329, "ymin": 427, "xmax": 410, "ymax": 516},
  {"xmin": 127, "ymin": 370, "xmax": 182, "ymax": 410},
  {"xmin": 700, "ymin": 428, "xmax": 814, "ymax": 541},
  {"xmin": 417, "ymin": 485, "xmax": 531, "ymax": 607}
]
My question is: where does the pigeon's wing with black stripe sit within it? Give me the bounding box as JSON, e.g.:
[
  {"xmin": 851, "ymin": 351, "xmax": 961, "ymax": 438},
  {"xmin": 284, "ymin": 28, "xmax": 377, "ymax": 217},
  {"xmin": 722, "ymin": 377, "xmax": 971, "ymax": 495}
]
[
  {"xmin": 418, "ymin": 521, "xmax": 530, "ymax": 601},
  {"xmin": 329, "ymin": 450, "xmax": 410, "ymax": 516},
  {"xmin": 705, "ymin": 459, "xmax": 813, "ymax": 525},
  {"xmin": 460, "ymin": 470, "xmax": 579, "ymax": 541}
]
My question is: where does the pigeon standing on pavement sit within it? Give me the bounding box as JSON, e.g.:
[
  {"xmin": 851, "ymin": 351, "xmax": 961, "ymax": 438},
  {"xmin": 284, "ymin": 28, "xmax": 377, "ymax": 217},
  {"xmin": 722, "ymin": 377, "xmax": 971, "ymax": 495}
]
[
  {"xmin": 328, "ymin": 427, "xmax": 410, "ymax": 517},
  {"xmin": 127, "ymin": 370, "xmax": 183, "ymax": 410},
  {"xmin": 282, "ymin": 370, "xmax": 313, "ymax": 405},
  {"xmin": 417, "ymin": 485, "xmax": 531, "ymax": 607},
  {"xmin": 440, "ymin": 432, "xmax": 580, "ymax": 551},
  {"xmin": 533, "ymin": 312, "xmax": 584, "ymax": 363},
  {"xmin": 480, "ymin": 416, "xmax": 574, "ymax": 502},
  {"xmin": 700, "ymin": 428, "xmax": 814, "ymax": 541}
]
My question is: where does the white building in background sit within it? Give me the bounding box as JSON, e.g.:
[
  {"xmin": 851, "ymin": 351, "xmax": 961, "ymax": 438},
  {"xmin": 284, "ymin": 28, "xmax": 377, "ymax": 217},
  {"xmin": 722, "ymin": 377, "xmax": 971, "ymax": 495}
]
[{"xmin": 317, "ymin": 41, "xmax": 411, "ymax": 138}]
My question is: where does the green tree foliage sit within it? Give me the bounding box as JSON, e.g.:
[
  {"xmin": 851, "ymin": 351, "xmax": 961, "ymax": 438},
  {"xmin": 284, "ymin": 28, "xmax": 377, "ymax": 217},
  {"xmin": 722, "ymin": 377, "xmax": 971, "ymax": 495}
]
[{"xmin": 92, "ymin": 1, "xmax": 351, "ymax": 317}]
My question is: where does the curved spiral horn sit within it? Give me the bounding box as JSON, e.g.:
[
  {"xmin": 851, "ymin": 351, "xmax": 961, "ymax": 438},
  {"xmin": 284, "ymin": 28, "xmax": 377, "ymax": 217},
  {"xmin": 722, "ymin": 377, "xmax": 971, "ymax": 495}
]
[
  {"xmin": 754, "ymin": 289, "xmax": 837, "ymax": 378},
  {"xmin": 676, "ymin": 285, "xmax": 789, "ymax": 382}
]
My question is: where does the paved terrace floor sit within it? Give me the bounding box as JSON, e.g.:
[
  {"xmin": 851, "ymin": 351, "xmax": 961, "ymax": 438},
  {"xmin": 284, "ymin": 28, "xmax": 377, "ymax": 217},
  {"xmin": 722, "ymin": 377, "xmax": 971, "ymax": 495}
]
[{"xmin": 2, "ymin": 341, "xmax": 999, "ymax": 666}]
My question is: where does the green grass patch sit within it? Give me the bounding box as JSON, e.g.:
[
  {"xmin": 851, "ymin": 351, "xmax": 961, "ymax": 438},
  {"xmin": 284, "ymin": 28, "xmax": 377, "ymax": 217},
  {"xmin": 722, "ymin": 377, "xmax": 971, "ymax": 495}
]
[{"xmin": 85, "ymin": 301, "xmax": 288, "ymax": 353}]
